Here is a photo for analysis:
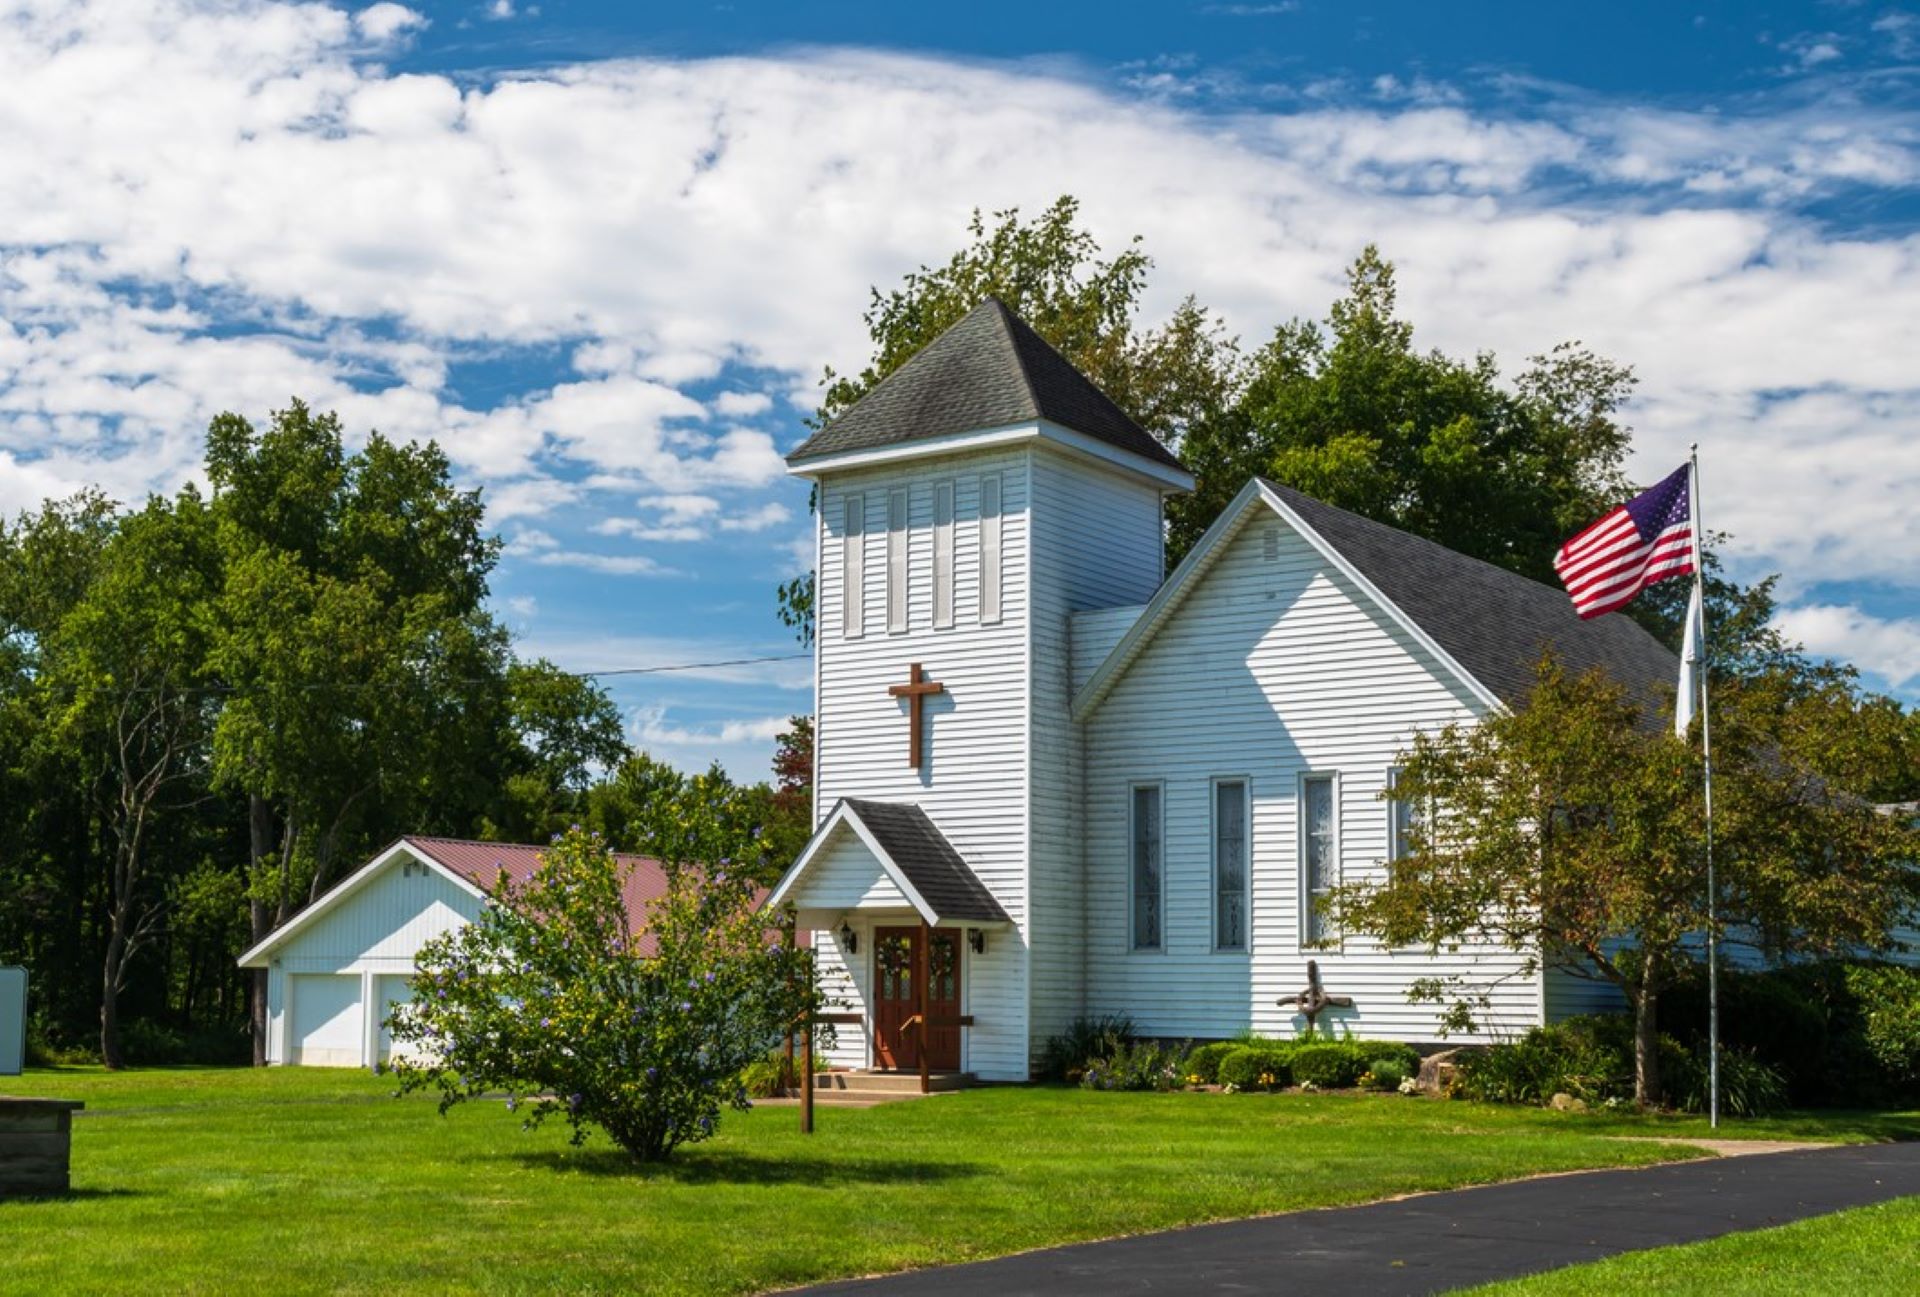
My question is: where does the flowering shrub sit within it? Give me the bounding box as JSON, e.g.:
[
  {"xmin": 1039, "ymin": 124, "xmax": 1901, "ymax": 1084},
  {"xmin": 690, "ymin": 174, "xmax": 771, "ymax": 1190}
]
[
  {"xmin": 388, "ymin": 827, "xmax": 820, "ymax": 1162},
  {"xmin": 1079, "ymin": 1039, "xmax": 1189, "ymax": 1091}
]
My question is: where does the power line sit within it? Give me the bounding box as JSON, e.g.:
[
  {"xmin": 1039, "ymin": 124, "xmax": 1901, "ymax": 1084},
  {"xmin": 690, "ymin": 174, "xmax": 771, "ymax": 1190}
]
[{"xmin": 5, "ymin": 650, "xmax": 812, "ymax": 700}]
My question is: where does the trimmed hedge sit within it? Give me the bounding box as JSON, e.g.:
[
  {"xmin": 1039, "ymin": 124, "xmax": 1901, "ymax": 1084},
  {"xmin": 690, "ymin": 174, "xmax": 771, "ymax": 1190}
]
[
  {"xmin": 1182, "ymin": 1041, "xmax": 1242, "ymax": 1084},
  {"xmin": 1208, "ymin": 1037, "xmax": 1421, "ymax": 1091},
  {"xmin": 1217, "ymin": 1047, "xmax": 1292, "ymax": 1091},
  {"xmin": 1291, "ymin": 1043, "xmax": 1365, "ymax": 1088}
]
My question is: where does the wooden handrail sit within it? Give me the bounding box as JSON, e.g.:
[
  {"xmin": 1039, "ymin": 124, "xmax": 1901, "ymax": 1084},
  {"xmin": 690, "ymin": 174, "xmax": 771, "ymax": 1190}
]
[{"xmin": 899, "ymin": 1013, "xmax": 975, "ymax": 1035}]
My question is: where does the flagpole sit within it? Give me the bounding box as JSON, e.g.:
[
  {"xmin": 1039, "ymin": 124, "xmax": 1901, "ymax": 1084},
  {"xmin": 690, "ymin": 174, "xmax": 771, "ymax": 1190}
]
[{"xmin": 1687, "ymin": 443, "xmax": 1719, "ymax": 1129}]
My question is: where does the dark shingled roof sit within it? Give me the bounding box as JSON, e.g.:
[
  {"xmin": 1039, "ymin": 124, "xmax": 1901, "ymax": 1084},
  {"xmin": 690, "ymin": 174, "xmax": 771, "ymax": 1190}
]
[
  {"xmin": 841, "ymin": 798, "xmax": 1010, "ymax": 924},
  {"xmin": 787, "ymin": 297, "xmax": 1186, "ymax": 473},
  {"xmin": 1261, "ymin": 480, "xmax": 1682, "ymax": 719}
]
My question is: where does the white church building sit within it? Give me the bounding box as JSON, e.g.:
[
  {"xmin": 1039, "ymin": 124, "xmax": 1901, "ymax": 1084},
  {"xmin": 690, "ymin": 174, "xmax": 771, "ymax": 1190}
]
[{"xmin": 767, "ymin": 297, "xmax": 1682, "ymax": 1083}]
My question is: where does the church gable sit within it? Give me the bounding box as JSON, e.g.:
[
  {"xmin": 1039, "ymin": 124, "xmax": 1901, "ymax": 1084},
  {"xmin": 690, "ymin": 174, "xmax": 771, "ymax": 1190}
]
[{"xmin": 1077, "ymin": 513, "xmax": 1538, "ymax": 1040}]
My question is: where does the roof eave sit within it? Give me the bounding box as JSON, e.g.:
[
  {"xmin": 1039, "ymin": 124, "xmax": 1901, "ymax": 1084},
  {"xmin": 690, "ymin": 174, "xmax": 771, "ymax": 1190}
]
[
  {"xmin": 234, "ymin": 839, "xmax": 488, "ymax": 968},
  {"xmin": 1071, "ymin": 479, "xmax": 1505, "ymax": 720},
  {"xmin": 787, "ymin": 420, "xmax": 1193, "ymax": 493}
]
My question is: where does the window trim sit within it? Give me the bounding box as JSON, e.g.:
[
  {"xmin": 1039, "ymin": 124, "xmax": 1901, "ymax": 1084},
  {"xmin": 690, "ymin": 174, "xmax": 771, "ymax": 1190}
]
[
  {"xmin": 932, "ymin": 479, "xmax": 955, "ymax": 630},
  {"xmin": 978, "ymin": 473, "xmax": 1002, "ymax": 626},
  {"xmin": 1127, "ymin": 780, "xmax": 1165, "ymax": 954},
  {"xmin": 1210, "ymin": 775, "xmax": 1252, "ymax": 954},
  {"xmin": 886, "ymin": 487, "xmax": 909, "ymax": 634},
  {"xmin": 1298, "ymin": 770, "xmax": 1341, "ymax": 951},
  {"xmin": 841, "ymin": 493, "xmax": 865, "ymax": 640}
]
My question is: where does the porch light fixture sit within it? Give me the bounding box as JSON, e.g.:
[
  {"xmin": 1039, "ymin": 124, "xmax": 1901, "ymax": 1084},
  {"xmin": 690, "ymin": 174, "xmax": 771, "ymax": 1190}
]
[
  {"xmin": 839, "ymin": 920, "xmax": 858, "ymax": 954},
  {"xmin": 967, "ymin": 929, "xmax": 985, "ymax": 955}
]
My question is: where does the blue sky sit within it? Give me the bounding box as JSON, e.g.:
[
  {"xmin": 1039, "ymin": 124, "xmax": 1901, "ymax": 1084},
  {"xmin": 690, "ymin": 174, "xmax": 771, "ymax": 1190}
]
[{"xmin": 4, "ymin": 1, "xmax": 1919, "ymax": 779}]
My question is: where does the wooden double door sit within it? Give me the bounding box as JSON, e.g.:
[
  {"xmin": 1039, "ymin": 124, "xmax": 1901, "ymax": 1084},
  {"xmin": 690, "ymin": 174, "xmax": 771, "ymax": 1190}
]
[{"xmin": 871, "ymin": 926, "xmax": 962, "ymax": 1071}]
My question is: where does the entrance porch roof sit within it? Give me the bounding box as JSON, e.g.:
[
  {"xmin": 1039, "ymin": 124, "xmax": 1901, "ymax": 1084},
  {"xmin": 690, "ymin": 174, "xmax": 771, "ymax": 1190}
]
[{"xmin": 766, "ymin": 798, "xmax": 1011, "ymax": 929}]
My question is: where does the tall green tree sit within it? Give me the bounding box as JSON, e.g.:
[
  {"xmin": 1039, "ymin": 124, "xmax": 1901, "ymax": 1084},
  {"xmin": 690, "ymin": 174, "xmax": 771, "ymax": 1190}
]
[
  {"xmin": 1171, "ymin": 247, "xmax": 1635, "ymax": 571},
  {"xmin": 18, "ymin": 492, "xmax": 222, "ymax": 1066},
  {"xmin": 201, "ymin": 400, "xmax": 607, "ymax": 1064},
  {"xmin": 1336, "ymin": 657, "xmax": 1920, "ymax": 1105}
]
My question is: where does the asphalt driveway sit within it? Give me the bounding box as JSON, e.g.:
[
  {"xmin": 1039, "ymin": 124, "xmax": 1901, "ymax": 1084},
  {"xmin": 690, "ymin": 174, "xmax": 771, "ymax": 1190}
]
[{"xmin": 804, "ymin": 1141, "xmax": 1920, "ymax": 1295}]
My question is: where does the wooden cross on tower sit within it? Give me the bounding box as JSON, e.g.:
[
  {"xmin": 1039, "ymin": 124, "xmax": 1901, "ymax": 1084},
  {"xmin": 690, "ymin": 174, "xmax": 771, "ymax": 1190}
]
[{"xmin": 887, "ymin": 662, "xmax": 946, "ymax": 769}]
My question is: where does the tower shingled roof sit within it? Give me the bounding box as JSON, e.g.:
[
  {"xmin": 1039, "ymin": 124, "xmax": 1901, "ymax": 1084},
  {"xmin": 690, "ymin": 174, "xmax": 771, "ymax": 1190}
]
[{"xmin": 786, "ymin": 297, "xmax": 1185, "ymax": 472}]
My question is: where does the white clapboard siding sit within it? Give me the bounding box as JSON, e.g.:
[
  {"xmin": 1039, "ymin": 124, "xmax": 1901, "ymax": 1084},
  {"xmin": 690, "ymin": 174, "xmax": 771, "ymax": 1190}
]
[
  {"xmin": 274, "ymin": 861, "xmax": 480, "ymax": 974},
  {"xmin": 1027, "ymin": 447, "xmax": 1169, "ymax": 1046},
  {"xmin": 1081, "ymin": 509, "xmax": 1544, "ymax": 1042},
  {"xmin": 812, "ymin": 449, "xmax": 1034, "ymax": 1079},
  {"xmin": 264, "ymin": 859, "xmax": 482, "ymax": 1064},
  {"xmin": 1071, "ymin": 604, "xmax": 1145, "ymax": 696}
]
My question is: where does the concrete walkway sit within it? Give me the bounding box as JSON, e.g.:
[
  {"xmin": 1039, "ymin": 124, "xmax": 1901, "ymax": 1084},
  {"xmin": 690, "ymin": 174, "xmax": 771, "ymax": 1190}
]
[{"xmin": 804, "ymin": 1142, "xmax": 1920, "ymax": 1296}]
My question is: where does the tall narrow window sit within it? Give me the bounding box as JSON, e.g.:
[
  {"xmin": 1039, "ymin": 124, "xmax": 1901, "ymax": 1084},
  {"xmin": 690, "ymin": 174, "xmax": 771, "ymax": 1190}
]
[
  {"xmin": 932, "ymin": 480, "xmax": 955, "ymax": 629},
  {"xmin": 1130, "ymin": 784, "xmax": 1162, "ymax": 951},
  {"xmin": 1302, "ymin": 774, "xmax": 1338, "ymax": 945},
  {"xmin": 886, "ymin": 487, "xmax": 908, "ymax": 633},
  {"xmin": 978, "ymin": 473, "xmax": 1002, "ymax": 625},
  {"xmin": 1213, "ymin": 779, "xmax": 1249, "ymax": 952},
  {"xmin": 1387, "ymin": 766, "xmax": 1415, "ymax": 862},
  {"xmin": 841, "ymin": 494, "xmax": 865, "ymax": 639}
]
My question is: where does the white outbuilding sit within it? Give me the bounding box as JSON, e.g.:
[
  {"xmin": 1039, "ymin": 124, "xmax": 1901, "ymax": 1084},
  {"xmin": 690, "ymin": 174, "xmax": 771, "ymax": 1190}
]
[{"xmin": 237, "ymin": 835, "xmax": 668, "ymax": 1068}]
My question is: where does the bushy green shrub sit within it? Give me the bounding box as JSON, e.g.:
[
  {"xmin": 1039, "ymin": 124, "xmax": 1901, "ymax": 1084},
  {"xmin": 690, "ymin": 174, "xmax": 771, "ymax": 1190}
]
[
  {"xmin": 1365, "ymin": 1059, "xmax": 1408, "ymax": 1091},
  {"xmin": 1037, "ymin": 1014, "xmax": 1136, "ymax": 1083},
  {"xmin": 1217, "ymin": 1047, "xmax": 1292, "ymax": 1091},
  {"xmin": 1080, "ymin": 1039, "xmax": 1188, "ymax": 1092},
  {"xmin": 119, "ymin": 1018, "xmax": 250, "ymax": 1066},
  {"xmin": 390, "ymin": 828, "xmax": 819, "ymax": 1162},
  {"xmin": 1182, "ymin": 1041, "xmax": 1241, "ymax": 1084},
  {"xmin": 1290, "ymin": 1042, "xmax": 1365, "ymax": 1089},
  {"xmin": 1662, "ymin": 959, "xmax": 1920, "ymax": 1106},
  {"xmin": 1453, "ymin": 1014, "xmax": 1785, "ymax": 1114}
]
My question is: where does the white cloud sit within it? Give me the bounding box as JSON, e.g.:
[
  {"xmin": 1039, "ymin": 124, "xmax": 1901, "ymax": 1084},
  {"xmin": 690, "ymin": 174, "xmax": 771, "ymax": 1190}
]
[
  {"xmin": 526, "ymin": 548, "xmax": 663, "ymax": 576},
  {"xmin": 354, "ymin": 4, "xmax": 426, "ymax": 42},
  {"xmin": 711, "ymin": 390, "xmax": 773, "ymax": 417},
  {"xmin": 719, "ymin": 501, "xmax": 792, "ymax": 532},
  {"xmin": 628, "ymin": 704, "xmax": 791, "ymax": 774},
  {"xmin": 1773, "ymin": 604, "xmax": 1920, "ymax": 691},
  {"xmin": 4, "ymin": 1, "xmax": 1920, "ymax": 688}
]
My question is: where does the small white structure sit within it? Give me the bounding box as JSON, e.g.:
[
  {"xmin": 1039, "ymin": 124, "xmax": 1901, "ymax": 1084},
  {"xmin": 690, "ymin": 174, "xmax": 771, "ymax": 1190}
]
[{"xmin": 237, "ymin": 836, "xmax": 667, "ymax": 1068}]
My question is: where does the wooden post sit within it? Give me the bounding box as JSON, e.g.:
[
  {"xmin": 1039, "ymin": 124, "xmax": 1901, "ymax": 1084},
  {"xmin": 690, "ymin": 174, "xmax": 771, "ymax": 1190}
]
[
  {"xmin": 800, "ymin": 957, "xmax": 815, "ymax": 1135},
  {"xmin": 783, "ymin": 927, "xmax": 797, "ymax": 1089},
  {"xmin": 800, "ymin": 1018, "xmax": 814, "ymax": 1135},
  {"xmin": 917, "ymin": 917, "xmax": 931, "ymax": 1095}
]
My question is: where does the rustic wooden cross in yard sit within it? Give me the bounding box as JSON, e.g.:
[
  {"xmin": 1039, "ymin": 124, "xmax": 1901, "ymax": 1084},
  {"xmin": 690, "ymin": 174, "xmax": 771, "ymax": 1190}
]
[
  {"xmin": 887, "ymin": 662, "xmax": 945, "ymax": 769},
  {"xmin": 1280, "ymin": 960, "xmax": 1353, "ymax": 1034}
]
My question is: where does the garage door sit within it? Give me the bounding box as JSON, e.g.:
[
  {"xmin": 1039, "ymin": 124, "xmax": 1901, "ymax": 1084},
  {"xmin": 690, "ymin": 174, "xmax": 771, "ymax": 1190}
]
[
  {"xmin": 289, "ymin": 974, "xmax": 364, "ymax": 1067},
  {"xmin": 374, "ymin": 975, "xmax": 419, "ymax": 1064}
]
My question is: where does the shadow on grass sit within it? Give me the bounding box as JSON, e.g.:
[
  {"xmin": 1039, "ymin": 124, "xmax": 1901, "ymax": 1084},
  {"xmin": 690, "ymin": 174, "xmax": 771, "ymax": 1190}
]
[
  {"xmin": 0, "ymin": 1187, "xmax": 143, "ymax": 1206},
  {"xmin": 510, "ymin": 1147, "xmax": 988, "ymax": 1186}
]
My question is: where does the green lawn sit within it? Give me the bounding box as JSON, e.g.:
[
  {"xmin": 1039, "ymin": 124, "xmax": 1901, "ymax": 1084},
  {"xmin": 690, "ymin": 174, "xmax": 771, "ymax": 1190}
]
[
  {"xmin": 0, "ymin": 1067, "xmax": 1911, "ymax": 1295},
  {"xmin": 1471, "ymin": 1197, "xmax": 1920, "ymax": 1294}
]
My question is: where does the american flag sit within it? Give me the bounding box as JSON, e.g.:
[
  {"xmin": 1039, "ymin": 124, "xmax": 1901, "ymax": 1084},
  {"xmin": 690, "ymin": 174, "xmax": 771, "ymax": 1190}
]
[{"xmin": 1554, "ymin": 464, "xmax": 1696, "ymax": 619}]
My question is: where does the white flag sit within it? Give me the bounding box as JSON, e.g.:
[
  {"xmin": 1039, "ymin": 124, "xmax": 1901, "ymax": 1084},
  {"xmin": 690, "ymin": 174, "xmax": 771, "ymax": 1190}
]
[{"xmin": 1676, "ymin": 581, "xmax": 1703, "ymax": 738}]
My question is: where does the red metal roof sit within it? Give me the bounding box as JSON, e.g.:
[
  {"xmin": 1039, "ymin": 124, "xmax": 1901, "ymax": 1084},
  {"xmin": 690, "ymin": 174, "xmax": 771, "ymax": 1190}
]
[{"xmin": 399, "ymin": 835, "xmax": 788, "ymax": 955}]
